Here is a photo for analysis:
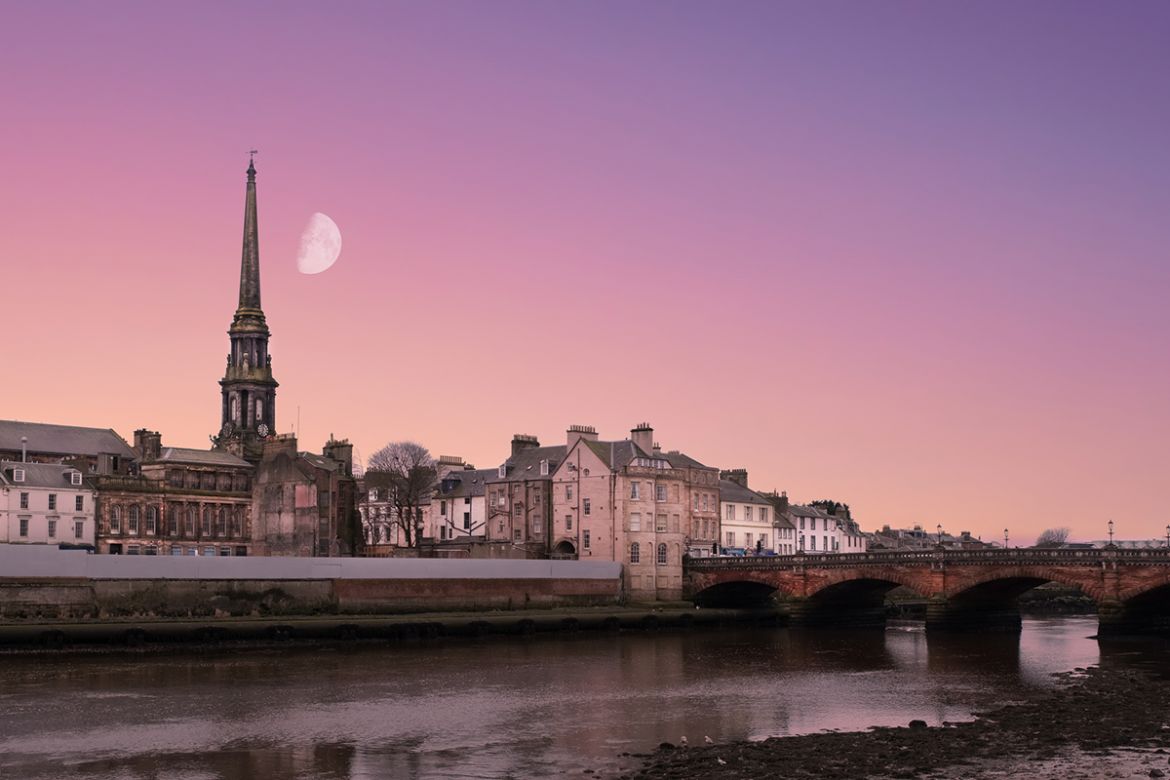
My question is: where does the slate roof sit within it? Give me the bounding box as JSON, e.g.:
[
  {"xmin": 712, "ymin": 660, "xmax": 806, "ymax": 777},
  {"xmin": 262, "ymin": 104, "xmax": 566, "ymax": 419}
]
[
  {"xmin": 582, "ymin": 439, "xmax": 641, "ymax": 470},
  {"xmin": 489, "ymin": 444, "xmax": 567, "ymax": 483},
  {"xmin": 0, "ymin": 461, "xmax": 87, "ymax": 490},
  {"xmin": 155, "ymin": 447, "xmax": 252, "ymax": 468},
  {"xmin": 300, "ymin": 452, "xmax": 342, "ymax": 472},
  {"xmin": 437, "ymin": 468, "xmax": 494, "ymax": 498},
  {"xmin": 662, "ymin": 450, "xmax": 712, "ymax": 470},
  {"xmin": 718, "ymin": 478, "xmax": 774, "ymax": 506},
  {"xmin": 0, "ymin": 420, "xmax": 136, "ymax": 460}
]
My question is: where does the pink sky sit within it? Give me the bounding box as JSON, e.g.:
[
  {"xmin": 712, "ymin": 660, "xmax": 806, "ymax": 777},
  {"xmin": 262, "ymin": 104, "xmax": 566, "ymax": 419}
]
[{"xmin": 2, "ymin": 2, "xmax": 1167, "ymax": 545}]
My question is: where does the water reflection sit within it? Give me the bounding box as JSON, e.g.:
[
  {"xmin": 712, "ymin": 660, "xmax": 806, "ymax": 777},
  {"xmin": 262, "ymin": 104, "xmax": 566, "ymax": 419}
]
[{"xmin": 0, "ymin": 617, "xmax": 1158, "ymax": 780}]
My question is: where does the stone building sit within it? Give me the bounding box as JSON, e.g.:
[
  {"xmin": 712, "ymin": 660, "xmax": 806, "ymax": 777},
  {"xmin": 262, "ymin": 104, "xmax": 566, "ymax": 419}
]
[
  {"xmin": 92, "ymin": 429, "xmax": 254, "ymax": 556},
  {"xmin": 786, "ymin": 503, "xmax": 868, "ymax": 553},
  {"xmin": 0, "ymin": 461, "xmax": 95, "ymax": 546},
  {"xmin": 484, "ymin": 434, "xmax": 567, "ymax": 557},
  {"xmin": 0, "ymin": 419, "xmax": 138, "ymax": 476},
  {"xmin": 250, "ymin": 434, "xmax": 358, "ymax": 557},
  {"xmin": 550, "ymin": 423, "xmax": 718, "ymax": 601},
  {"xmin": 431, "ymin": 462, "xmax": 492, "ymax": 543}
]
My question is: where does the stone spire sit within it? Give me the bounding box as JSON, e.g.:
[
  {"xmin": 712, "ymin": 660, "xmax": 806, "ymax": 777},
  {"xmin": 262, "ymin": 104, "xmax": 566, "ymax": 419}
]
[{"xmin": 236, "ymin": 155, "xmax": 263, "ymax": 318}]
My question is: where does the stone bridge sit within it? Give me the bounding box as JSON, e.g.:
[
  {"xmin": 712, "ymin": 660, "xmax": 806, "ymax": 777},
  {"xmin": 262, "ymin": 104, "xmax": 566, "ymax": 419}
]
[{"xmin": 684, "ymin": 548, "xmax": 1170, "ymax": 635}]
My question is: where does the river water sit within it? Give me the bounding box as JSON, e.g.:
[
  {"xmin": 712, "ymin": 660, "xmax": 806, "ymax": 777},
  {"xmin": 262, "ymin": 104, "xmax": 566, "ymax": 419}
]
[{"xmin": 1, "ymin": 617, "xmax": 1165, "ymax": 780}]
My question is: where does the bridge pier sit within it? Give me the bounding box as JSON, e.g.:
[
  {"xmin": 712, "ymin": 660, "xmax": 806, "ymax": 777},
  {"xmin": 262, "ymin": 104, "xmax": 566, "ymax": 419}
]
[
  {"xmin": 1097, "ymin": 599, "xmax": 1170, "ymax": 638},
  {"xmin": 924, "ymin": 598, "xmax": 1022, "ymax": 633}
]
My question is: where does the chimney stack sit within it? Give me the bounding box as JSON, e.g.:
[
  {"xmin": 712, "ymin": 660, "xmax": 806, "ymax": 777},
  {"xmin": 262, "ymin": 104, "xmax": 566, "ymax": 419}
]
[
  {"xmin": 20, "ymin": 436, "xmax": 27, "ymax": 463},
  {"xmin": 511, "ymin": 434, "xmax": 540, "ymax": 457},
  {"xmin": 720, "ymin": 468, "xmax": 748, "ymax": 488},
  {"xmin": 566, "ymin": 425, "xmax": 598, "ymax": 447},
  {"xmin": 133, "ymin": 429, "xmax": 162, "ymax": 461},
  {"xmin": 630, "ymin": 423, "xmax": 654, "ymax": 455}
]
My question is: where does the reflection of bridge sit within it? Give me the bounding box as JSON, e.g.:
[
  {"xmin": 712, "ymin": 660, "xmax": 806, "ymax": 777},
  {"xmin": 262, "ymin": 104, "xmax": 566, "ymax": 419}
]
[{"xmin": 684, "ymin": 548, "xmax": 1170, "ymax": 635}]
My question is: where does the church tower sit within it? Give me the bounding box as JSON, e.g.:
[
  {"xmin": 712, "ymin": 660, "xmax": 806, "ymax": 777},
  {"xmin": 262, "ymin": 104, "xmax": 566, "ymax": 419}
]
[{"xmin": 214, "ymin": 156, "xmax": 278, "ymax": 461}]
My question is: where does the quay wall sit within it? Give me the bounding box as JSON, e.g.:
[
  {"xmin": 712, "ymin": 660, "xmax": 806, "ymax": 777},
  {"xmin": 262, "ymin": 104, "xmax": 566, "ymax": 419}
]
[{"xmin": 0, "ymin": 545, "xmax": 624, "ymax": 620}]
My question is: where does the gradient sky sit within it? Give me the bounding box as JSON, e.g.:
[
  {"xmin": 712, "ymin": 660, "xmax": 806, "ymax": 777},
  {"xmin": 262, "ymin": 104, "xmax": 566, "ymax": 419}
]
[{"xmin": 3, "ymin": 2, "xmax": 1167, "ymax": 545}]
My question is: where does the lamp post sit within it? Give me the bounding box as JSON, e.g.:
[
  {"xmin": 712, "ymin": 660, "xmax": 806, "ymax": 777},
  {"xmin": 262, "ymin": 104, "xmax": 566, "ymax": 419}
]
[
  {"xmin": 1165, "ymin": 524, "xmax": 1168, "ymax": 549},
  {"xmin": 936, "ymin": 524, "xmax": 943, "ymax": 546},
  {"xmin": 1004, "ymin": 528, "xmax": 1009, "ymax": 550},
  {"xmin": 1107, "ymin": 519, "xmax": 1114, "ymax": 547}
]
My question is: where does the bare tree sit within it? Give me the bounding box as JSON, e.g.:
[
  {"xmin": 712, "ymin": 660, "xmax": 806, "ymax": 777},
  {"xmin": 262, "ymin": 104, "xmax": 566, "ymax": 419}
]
[
  {"xmin": 367, "ymin": 441, "xmax": 436, "ymax": 550},
  {"xmin": 1034, "ymin": 527, "xmax": 1071, "ymax": 547}
]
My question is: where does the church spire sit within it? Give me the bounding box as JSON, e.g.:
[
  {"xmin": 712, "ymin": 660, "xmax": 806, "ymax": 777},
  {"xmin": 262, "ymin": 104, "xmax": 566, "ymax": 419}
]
[{"xmin": 237, "ymin": 153, "xmax": 262, "ymax": 316}]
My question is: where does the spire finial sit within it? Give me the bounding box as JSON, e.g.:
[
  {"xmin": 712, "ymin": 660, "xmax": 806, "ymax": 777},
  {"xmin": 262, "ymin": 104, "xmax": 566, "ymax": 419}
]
[{"xmin": 247, "ymin": 149, "xmax": 258, "ymax": 177}]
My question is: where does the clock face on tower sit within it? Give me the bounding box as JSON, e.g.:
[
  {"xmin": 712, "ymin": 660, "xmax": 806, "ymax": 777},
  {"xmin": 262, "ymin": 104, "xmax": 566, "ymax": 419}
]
[{"xmin": 257, "ymin": 423, "xmax": 270, "ymax": 438}]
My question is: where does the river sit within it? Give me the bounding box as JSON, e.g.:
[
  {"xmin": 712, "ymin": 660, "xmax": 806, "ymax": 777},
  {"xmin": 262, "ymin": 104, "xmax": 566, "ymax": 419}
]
[{"xmin": 1, "ymin": 616, "xmax": 1165, "ymax": 779}]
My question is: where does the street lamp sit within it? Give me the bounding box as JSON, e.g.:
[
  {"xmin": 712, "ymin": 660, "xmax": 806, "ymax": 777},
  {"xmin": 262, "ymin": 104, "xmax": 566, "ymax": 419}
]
[
  {"xmin": 1004, "ymin": 528, "xmax": 1009, "ymax": 549},
  {"xmin": 1164, "ymin": 524, "xmax": 1168, "ymax": 549},
  {"xmin": 1107, "ymin": 519, "xmax": 1114, "ymax": 547},
  {"xmin": 936, "ymin": 524, "xmax": 943, "ymax": 546}
]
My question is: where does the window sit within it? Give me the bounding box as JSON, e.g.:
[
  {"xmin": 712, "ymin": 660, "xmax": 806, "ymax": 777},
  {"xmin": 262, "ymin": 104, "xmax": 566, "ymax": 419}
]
[
  {"xmin": 513, "ymin": 528, "xmax": 521, "ymax": 542},
  {"xmin": 463, "ymin": 511, "xmax": 470, "ymax": 529},
  {"xmin": 111, "ymin": 506, "xmax": 121, "ymax": 533},
  {"xmin": 18, "ymin": 517, "xmax": 29, "ymax": 537},
  {"xmin": 498, "ymin": 464, "xmax": 507, "ymax": 478},
  {"xmin": 671, "ymin": 514, "xmax": 679, "ymax": 532},
  {"xmin": 129, "ymin": 506, "xmax": 140, "ymax": 535},
  {"xmin": 630, "ymin": 542, "xmax": 640, "ymax": 564},
  {"xmin": 217, "ymin": 509, "xmax": 227, "ymax": 536},
  {"xmin": 13, "ymin": 468, "xmax": 25, "ymax": 482},
  {"xmin": 70, "ymin": 472, "xmax": 82, "ymax": 486},
  {"xmin": 171, "ymin": 546, "xmax": 183, "ymax": 556},
  {"xmin": 48, "ymin": 519, "xmax": 57, "ymax": 538},
  {"xmin": 440, "ymin": 500, "xmax": 447, "ymax": 516},
  {"xmin": 19, "ymin": 492, "xmax": 28, "ymax": 509},
  {"xmin": 540, "ymin": 459, "xmax": 549, "ymax": 476},
  {"xmin": 187, "ymin": 508, "xmax": 196, "ymax": 536},
  {"xmin": 146, "ymin": 506, "xmax": 157, "ymax": 535},
  {"xmin": 672, "ymin": 484, "xmax": 679, "ymax": 501},
  {"xmin": 760, "ymin": 508, "xmax": 768, "ymax": 524},
  {"xmin": 800, "ymin": 517, "xmax": 805, "ymax": 530},
  {"xmin": 75, "ymin": 495, "xmax": 84, "ymax": 511},
  {"xmin": 656, "ymin": 514, "xmax": 667, "ymax": 532},
  {"xmin": 657, "ymin": 543, "xmax": 667, "ymax": 565},
  {"xmin": 745, "ymin": 533, "xmax": 753, "ymax": 547},
  {"xmin": 655, "ymin": 484, "xmax": 666, "ymax": 502},
  {"xmin": 255, "ymin": 398, "xmax": 264, "ymax": 422},
  {"xmin": 745, "ymin": 506, "xmax": 753, "ymax": 523},
  {"xmin": 726, "ymin": 531, "xmax": 734, "ymax": 547},
  {"xmin": 464, "ymin": 497, "xmax": 470, "ymax": 505},
  {"xmin": 726, "ymin": 504, "xmax": 735, "ymax": 522},
  {"xmin": 369, "ymin": 489, "xmax": 378, "ymax": 502},
  {"xmin": 692, "ymin": 493, "xmax": 699, "ymax": 510},
  {"xmin": 202, "ymin": 508, "xmax": 211, "ymax": 535},
  {"xmin": 203, "ymin": 546, "xmax": 216, "ymax": 557},
  {"xmin": 583, "ymin": 529, "xmax": 591, "ymax": 550},
  {"xmin": 127, "ymin": 544, "xmax": 141, "ymax": 555},
  {"xmin": 702, "ymin": 494, "xmax": 709, "ymax": 511},
  {"xmin": 583, "ymin": 498, "xmax": 591, "ymax": 516},
  {"xmin": 513, "ymin": 502, "xmax": 523, "ymax": 518},
  {"xmin": 565, "ymin": 514, "xmax": 573, "ymax": 531},
  {"xmin": 168, "ymin": 508, "xmax": 178, "ymax": 536},
  {"xmin": 531, "ymin": 513, "xmax": 541, "ymax": 533},
  {"xmin": 629, "ymin": 512, "xmax": 641, "ymax": 532},
  {"xmin": 810, "ymin": 536, "xmax": 817, "ymax": 550},
  {"xmin": 630, "ymin": 482, "xmax": 640, "ymax": 500},
  {"xmin": 566, "ymin": 484, "xmax": 573, "ymax": 501},
  {"xmin": 48, "ymin": 494, "xmax": 57, "ymax": 510}
]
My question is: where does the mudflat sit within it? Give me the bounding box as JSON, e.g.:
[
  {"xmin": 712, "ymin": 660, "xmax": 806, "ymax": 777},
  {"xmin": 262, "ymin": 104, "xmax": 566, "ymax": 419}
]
[{"xmin": 611, "ymin": 667, "xmax": 1170, "ymax": 779}]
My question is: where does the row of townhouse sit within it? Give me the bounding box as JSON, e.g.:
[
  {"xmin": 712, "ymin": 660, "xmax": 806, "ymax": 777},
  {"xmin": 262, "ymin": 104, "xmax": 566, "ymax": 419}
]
[
  {"xmin": 0, "ymin": 419, "xmax": 360, "ymax": 557},
  {"xmin": 357, "ymin": 422, "xmax": 869, "ymax": 600}
]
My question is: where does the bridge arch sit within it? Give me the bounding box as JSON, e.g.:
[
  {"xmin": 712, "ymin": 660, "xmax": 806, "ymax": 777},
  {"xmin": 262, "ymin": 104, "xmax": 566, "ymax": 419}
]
[
  {"xmin": 691, "ymin": 579, "xmax": 779, "ymax": 608},
  {"xmin": 943, "ymin": 566, "xmax": 1106, "ymax": 604}
]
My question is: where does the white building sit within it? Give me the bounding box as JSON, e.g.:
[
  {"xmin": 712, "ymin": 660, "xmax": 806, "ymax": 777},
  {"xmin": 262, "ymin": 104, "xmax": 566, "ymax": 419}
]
[
  {"xmin": 431, "ymin": 467, "xmax": 491, "ymax": 541},
  {"xmin": 1, "ymin": 461, "xmax": 96, "ymax": 546},
  {"xmin": 718, "ymin": 471, "xmax": 776, "ymax": 554},
  {"xmin": 787, "ymin": 503, "xmax": 868, "ymax": 554}
]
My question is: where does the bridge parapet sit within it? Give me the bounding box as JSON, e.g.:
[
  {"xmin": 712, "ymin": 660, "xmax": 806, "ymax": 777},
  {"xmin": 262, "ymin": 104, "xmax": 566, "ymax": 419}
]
[{"xmin": 686, "ymin": 548, "xmax": 1170, "ymax": 572}]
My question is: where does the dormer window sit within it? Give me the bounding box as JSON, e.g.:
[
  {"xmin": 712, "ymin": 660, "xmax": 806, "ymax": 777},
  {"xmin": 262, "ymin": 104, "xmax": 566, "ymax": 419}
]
[
  {"xmin": 498, "ymin": 464, "xmax": 507, "ymax": 479},
  {"xmin": 70, "ymin": 471, "xmax": 82, "ymax": 486},
  {"xmin": 13, "ymin": 468, "xmax": 25, "ymax": 482},
  {"xmin": 539, "ymin": 459, "xmax": 549, "ymax": 476}
]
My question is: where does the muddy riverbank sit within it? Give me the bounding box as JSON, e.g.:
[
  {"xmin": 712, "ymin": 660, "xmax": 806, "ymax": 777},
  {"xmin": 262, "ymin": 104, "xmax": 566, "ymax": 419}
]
[{"xmin": 613, "ymin": 667, "xmax": 1170, "ymax": 779}]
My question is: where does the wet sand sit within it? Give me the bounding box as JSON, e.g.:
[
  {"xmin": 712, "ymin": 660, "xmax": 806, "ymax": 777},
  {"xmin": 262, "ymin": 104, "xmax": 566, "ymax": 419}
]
[{"xmin": 608, "ymin": 667, "xmax": 1170, "ymax": 779}]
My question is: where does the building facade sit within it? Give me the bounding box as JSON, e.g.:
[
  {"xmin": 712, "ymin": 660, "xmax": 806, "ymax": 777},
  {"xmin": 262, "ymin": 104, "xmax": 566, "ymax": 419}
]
[
  {"xmin": 718, "ymin": 470, "xmax": 775, "ymax": 554},
  {"xmin": 484, "ymin": 435, "xmax": 567, "ymax": 557},
  {"xmin": 786, "ymin": 503, "xmax": 868, "ymax": 553},
  {"xmin": 550, "ymin": 423, "xmax": 718, "ymax": 601},
  {"xmin": 0, "ymin": 462, "xmax": 95, "ymax": 546},
  {"xmin": 0, "ymin": 419, "xmax": 138, "ymax": 476}
]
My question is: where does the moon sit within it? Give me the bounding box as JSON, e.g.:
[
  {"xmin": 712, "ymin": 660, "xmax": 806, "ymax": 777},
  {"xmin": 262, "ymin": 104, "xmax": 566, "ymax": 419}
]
[{"xmin": 296, "ymin": 212, "xmax": 342, "ymax": 274}]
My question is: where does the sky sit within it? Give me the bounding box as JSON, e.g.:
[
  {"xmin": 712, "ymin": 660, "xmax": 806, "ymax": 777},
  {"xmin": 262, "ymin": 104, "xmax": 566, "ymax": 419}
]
[{"xmin": 2, "ymin": 1, "xmax": 1167, "ymax": 545}]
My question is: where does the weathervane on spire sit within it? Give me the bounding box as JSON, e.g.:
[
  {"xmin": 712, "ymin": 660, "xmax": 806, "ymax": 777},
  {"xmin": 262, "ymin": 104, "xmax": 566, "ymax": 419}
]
[{"xmin": 249, "ymin": 149, "xmax": 258, "ymax": 163}]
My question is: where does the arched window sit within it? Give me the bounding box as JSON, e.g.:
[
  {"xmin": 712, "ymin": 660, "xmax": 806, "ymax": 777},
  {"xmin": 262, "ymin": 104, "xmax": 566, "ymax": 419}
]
[
  {"xmin": 217, "ymin": 509, "xmax": 227, "ymax": 536},
  {"xmin": 630, "ymin": 542, "xmax": 640, "ymax": 564},
  {"xmin": 231, "ymin": 509, "xmax": 242, "ymax": 537},
  {"xmin": 186, "ymin": 508, "xmax": 196, "ymax": 536},
  {"xmin": 657, "ymin": 543, "xmax": 667, "ymax": 565},
  {"xmin": 146, "ymin": 506, "xmax": 157, "ymax": 534},
  {"xmin": 202, "ymin": 508, "xmax": 212, "ymax": 535},
  {"xmin": 111, "ymin": 506, "xmax": 122, "ymax": 533},
  {"xmin": 128, "ymin": 506, "xmax": 140, "ymax": 534}
]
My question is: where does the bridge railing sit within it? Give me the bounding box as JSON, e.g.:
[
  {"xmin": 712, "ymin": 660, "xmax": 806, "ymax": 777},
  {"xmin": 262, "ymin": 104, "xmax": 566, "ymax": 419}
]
[{"xmin": 685, "ymin": 546, "xmax": 1170, "ymax": 570}]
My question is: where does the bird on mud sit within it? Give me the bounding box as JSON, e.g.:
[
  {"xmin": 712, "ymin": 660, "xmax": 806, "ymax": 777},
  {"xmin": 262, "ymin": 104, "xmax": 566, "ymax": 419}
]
[
  {"xmin": 679, "ymin": 736, "xmax": 688, "ymax": 746},
  {"xmin": 716, "ymin": 757, "xmax": 727, "ymax": 765},
  {"xmin": 704, "ymin": 736, "xmax": 714, "ymax": 744}
]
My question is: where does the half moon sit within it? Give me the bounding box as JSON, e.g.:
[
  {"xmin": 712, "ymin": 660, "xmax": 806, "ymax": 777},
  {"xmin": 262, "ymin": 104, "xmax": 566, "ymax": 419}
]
[{"xmin": 296, "ymin": 212, "xmax": 342, "ymax": 274}]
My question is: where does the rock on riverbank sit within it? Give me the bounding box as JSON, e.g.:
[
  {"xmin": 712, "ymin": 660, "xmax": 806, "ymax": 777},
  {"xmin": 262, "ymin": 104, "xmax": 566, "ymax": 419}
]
[{"xmin": 614, "ymin": 667, "xmax": 1170, "ymax": 779}]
